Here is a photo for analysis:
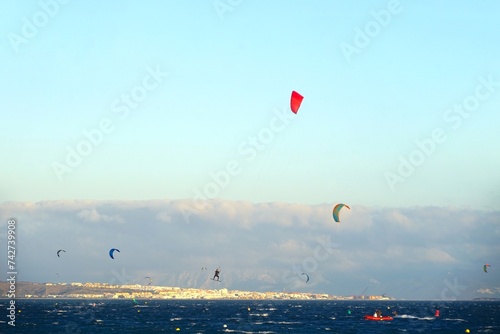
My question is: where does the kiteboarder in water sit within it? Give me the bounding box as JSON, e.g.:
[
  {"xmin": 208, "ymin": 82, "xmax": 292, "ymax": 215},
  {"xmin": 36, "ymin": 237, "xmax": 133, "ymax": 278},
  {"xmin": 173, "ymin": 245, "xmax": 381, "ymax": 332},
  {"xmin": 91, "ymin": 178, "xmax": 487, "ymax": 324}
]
[{"xmin": 213, "ymin": 268, "xmax": 221, "ymax": 281}]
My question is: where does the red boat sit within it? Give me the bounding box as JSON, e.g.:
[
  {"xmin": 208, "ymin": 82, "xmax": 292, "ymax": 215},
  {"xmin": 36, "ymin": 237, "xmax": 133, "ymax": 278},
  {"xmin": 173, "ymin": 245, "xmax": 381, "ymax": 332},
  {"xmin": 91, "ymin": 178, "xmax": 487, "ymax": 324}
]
[{"xmin": 364, "ymin": 315, "xmax": 394, "ymax": 321}]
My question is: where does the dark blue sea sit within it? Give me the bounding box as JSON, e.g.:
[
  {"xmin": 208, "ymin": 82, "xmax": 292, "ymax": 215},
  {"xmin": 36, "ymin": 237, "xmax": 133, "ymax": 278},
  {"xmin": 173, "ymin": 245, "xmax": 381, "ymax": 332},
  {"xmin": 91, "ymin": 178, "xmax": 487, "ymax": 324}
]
[{"xmin": 1, "ymin": 299, "xmax": 499, "ymax": 333}]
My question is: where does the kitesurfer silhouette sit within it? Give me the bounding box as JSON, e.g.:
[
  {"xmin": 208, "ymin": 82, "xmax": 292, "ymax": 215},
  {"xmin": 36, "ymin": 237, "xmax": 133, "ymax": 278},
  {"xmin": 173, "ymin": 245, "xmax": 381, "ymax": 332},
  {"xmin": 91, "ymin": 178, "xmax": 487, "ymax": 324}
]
[{"xmin": 213, "ymin": 268, "xmax": 220, "ymax": 281}]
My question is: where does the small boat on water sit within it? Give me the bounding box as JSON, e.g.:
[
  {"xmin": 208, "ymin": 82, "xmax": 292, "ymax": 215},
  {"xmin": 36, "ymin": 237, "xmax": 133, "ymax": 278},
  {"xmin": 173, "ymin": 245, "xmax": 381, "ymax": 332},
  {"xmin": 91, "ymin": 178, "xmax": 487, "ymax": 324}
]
[{"xmin": 364, "ymin": 315, "xmax": 393, "ymax": 321}]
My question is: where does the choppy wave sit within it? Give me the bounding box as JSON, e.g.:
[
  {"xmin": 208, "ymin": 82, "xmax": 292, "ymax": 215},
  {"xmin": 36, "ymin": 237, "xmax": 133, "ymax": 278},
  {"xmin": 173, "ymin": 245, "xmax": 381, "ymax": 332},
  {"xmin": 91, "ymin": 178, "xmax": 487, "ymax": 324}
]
[{"xmin": 5, "ymin": 299, "xmax": 499, "ymax": 333}]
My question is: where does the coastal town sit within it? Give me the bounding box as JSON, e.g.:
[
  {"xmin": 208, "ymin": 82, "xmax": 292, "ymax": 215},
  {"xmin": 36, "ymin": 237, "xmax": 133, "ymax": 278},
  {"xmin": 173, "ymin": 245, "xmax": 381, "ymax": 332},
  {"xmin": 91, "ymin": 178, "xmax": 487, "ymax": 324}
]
[{"xmin": 0, "ymin": 281, "xmax": 393, "ymax": 301}]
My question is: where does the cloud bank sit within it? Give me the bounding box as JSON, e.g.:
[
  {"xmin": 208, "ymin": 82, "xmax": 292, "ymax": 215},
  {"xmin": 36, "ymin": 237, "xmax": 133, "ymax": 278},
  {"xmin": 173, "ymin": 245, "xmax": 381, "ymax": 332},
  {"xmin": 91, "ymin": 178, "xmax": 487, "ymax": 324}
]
[{"xmin": 1, "ymin": 200, "xmax": 498, "ymax": 299}]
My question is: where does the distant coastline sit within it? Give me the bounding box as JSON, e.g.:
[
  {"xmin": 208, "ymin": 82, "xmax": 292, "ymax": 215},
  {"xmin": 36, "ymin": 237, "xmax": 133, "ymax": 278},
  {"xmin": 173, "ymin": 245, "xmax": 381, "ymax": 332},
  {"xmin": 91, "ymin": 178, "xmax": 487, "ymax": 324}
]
[{"xmin": 0, "ymin": 281, "xmax": 394, "ymax": 301}]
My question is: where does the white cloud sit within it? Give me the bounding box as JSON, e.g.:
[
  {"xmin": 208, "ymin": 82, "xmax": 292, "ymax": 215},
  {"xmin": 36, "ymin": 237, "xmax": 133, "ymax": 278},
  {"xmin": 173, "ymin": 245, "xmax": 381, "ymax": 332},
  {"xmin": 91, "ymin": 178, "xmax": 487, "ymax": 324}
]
[
  {"xmin": 383, "ymin": 246, "xmax": 458, "ymax": 264},
  {"xmin": 77, "ymin": 208, "xmax": 124, "ymax": 224},
  {"xmin": 476, "ymin": 288, "xmax": 500, "ymax": 295},
  {"xmin": 156, "ymin": 211, "xmax": 172, "ymax": 223}
]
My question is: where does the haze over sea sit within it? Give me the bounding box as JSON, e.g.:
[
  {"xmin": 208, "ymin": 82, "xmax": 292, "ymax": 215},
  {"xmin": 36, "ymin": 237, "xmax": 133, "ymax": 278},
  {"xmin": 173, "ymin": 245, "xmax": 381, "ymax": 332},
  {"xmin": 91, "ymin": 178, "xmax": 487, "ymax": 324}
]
[{"xmin": 2, "ymin": 299, "xmax": 499, "ymax": 333}]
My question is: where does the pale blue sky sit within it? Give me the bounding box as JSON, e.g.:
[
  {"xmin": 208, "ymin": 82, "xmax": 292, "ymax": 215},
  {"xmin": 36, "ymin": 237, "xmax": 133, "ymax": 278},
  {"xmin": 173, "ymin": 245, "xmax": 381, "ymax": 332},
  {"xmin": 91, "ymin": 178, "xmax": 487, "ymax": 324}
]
[{"xmin": 1, "ymin": 1, "xmax": 500, "ymax": 209}]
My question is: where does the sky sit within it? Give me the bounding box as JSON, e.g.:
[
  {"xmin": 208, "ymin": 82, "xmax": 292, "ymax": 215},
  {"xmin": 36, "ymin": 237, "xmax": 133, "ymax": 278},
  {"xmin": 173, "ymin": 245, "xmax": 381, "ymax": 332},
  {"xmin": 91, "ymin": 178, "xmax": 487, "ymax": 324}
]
[{"xmin": 1, "ymin": 1, "xmax": 499, "ymax": 299}]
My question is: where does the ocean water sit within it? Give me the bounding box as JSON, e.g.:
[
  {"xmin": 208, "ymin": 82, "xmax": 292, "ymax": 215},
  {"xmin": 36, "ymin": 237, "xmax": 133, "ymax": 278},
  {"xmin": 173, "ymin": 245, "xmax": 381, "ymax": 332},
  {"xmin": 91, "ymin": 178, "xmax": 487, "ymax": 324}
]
[{"xmin": 1, "ymin": 299, "xmax": 499, "ymax": 333}]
